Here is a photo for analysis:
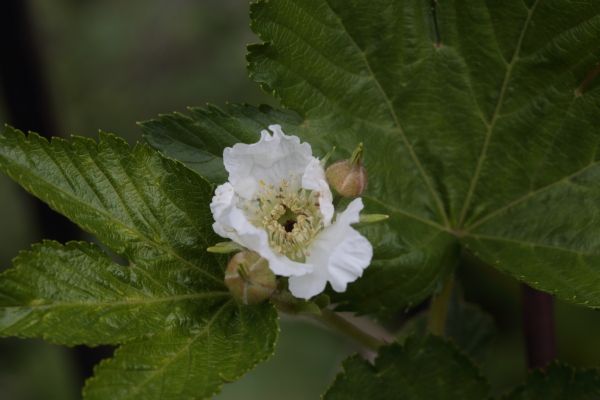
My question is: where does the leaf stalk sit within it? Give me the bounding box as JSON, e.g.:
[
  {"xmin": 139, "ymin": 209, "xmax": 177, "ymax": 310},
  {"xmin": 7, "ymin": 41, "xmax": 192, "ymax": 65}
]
[
  {"xmin": 315, "ymin": 308, "xmax": 385, "ymax": 352},
  {"xmin": 427, "ymin": 275, "xmax": 454, "ymax": 336}
]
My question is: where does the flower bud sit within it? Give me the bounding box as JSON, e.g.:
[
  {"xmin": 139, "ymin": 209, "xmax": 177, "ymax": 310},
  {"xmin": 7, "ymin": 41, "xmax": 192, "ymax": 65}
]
[
  {"xmin": 325, "ymin": 143, "xmax": 367, "ymax": 197},
  {"xmin": 224, "ymin": 251, "xmax": 276, "ymax": 305}
]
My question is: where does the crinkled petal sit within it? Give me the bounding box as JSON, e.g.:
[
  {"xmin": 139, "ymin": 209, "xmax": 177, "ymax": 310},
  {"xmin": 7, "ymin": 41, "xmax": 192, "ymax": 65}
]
[
  {"xmin": 210, "ymin": 183, "xmax": 313, "ymax": 277},
  {"xmin": 223, "ymin": 125, "xmax": 314, "ymax": 199},
  {"xmin": 289, "ymin": 198, "xmax": 372, "ymax": 299},
  {"xmin": 327, "ymin": 229, "xmax": 372, "ymax": 292},
  {"xmin": 210, "ymin": 182, "xmax": 235, "ymax": 220},
  {"xmin": 302, "ymin": 158, "xmax": 334, "ymax": 226}
]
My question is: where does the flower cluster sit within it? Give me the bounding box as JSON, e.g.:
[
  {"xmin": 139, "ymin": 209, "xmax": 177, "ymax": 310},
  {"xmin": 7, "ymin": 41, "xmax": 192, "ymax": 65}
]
[{"xmin": 210, "ymin": 125, "xmax": 373, "ymax": 299}]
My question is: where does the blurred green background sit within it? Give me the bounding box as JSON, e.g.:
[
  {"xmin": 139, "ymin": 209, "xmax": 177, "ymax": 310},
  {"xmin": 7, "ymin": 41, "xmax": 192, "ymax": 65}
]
[{"xmin": 1, "ymin": 1, "xmax": 600, "ymax": 399}]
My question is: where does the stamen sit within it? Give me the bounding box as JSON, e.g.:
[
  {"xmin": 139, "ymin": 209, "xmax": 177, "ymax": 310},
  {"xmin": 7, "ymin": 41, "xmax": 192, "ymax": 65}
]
[{"xmin": 247, "ymin": 179, "xmax": 324, "ymax": 261}]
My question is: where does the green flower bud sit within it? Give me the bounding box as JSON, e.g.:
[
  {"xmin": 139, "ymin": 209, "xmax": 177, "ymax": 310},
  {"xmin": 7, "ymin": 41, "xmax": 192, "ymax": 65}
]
[
  {"xmin": 326, "ymin": 143, "xmax": 367, "ymax": 197},
  {"xmin": 224, "ymin": 251, "xmax": 276, "ymax": 305}
]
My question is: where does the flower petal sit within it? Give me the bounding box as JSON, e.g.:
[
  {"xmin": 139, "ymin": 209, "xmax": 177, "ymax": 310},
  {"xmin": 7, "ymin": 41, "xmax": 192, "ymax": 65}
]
[
  {"xmin": 288, "ymin": 198, "xmax": 372, "ymax": 299},
  {"xmin": 210, "ymin": 183, "xmax": 313, "ymax": 277},
  {"xmin": 302, "ymin": 159, "xmax": 334, "ymax": 226},
  {"xmin": 288, "ymin": 264, "xmax": 328, "ymax": 300},
  {"xmin": 327, "ymin": 229, "xmax": 372, "ymax": 292},
  {"xmin": 223, "ymin": 125, "xmax": 314, "ymax": 199}
]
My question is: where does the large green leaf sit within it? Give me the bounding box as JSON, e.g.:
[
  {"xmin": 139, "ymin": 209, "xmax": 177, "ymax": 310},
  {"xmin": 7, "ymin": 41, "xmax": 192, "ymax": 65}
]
[
  {"xmin": 324, "ymin": 335, "xmax": 490, "ymax": 399},
  {"xmin": 505, "ymin": 364, "xmax": 600, "ymax": 400},
  {"xmin": 0, "ymin": 126, "xmax": 278, "ymax": 398},
  {"xmin": 145, "ymin": 1, "xmax": 600, "ymax": 314},
  {"xmin": 248, "ymin": 0, "xmax": 600, "ymax": 307}
]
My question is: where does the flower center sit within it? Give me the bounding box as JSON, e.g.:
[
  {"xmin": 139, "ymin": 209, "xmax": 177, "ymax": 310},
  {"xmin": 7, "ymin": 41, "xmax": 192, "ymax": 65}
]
[
  {"xmin": 277, "ymin": 206, "xmax": 299, "ymax": 232},
  {"xmin": 249, "ymin": 180, "xmax": 323, "ymax": 261}
]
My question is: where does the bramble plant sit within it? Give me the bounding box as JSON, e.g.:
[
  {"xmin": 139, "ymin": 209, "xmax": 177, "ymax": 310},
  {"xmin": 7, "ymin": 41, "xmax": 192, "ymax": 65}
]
[{"xmin": 2, "ymin": 0, "xmax": 600, "ymax": 399}]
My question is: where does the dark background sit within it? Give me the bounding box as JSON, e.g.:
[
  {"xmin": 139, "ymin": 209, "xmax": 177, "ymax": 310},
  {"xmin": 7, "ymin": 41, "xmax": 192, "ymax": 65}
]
[{"xmin": 1, "ymin": 1, "xmax": 600, "ymax": 399}]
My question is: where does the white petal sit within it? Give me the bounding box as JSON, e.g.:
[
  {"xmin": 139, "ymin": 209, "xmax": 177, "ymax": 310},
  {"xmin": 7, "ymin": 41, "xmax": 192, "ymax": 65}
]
[
  {"xmin": 210, "ymin": 183, "xmax": 313, "ymax": 277},
  {"xmin": 292, "ymin": 198, "xmax": 372, "ymax": 298},
  {"xmin": 288, "ymin": 264, "xmax": 328, "ymax": 300},
  {"xmin": 335, "ymin": 196, "xmax": 364, "ymax": 225},
  {"xmin": 210, "ymin": 182, "xmax": 235, "ymax": 220},
  {"xmin": 327, "ymin": 229, "xmax": 372, "ymax": 292},
  {"xmin": 302, "ymin": 159, "xmax": 334, "ymax": 226},
  {"xmin": 223, "ymin": 125, "xmax": 314, "ymax": 199}
]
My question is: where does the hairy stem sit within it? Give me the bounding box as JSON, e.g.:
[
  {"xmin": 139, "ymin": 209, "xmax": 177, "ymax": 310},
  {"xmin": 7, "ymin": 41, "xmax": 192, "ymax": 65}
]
[
  {"xmin": 316, "ymin": 309, "xmax": 385, "ymax": 352},
  {"xmin": 427, "ymin": 275, "xmax": 454, "ymax": 336},
  {"xmin": 522, "ymin": 284, "xmax": 556, "ymax": 369}
]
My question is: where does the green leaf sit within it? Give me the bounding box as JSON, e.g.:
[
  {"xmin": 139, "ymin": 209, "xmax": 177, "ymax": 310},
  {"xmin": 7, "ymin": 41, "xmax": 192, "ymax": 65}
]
[
  {"xmin": 246, "ymin": 0, "xmax": 600, "ymax": 309},
  {"xmin": 0, "ymin": 126, "xmax": 224, "ymax": 343},
  {"xmin": 0, "ymin": 126, "xmax": 221, "ymax": 280},
  {"xmin": 324, "ymin": 336, "xmax": 490, "ymax": 399},
  {"xmin": 0, "ymin": 126, "xmax": 279, "ymax": 397},
  {"xmin": 0, "ymin": 240, "xmax": 230, "ymax": 345},
  {"xmin": 505, "ymin": 364, "xmax": 600, "ymax": 400},
  {"xmin": 83, "ymin": 302, "xmax": 278, "ymax": 400}
]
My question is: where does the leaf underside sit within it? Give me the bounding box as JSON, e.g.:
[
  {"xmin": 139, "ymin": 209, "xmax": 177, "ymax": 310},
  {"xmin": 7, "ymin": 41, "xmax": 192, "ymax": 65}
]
[
  {"xmin": 0, "ymin": 127, "xmax": 278, "ymax": 399},
  {"xmin": 324, "ymin": 336, "xmax": 490, "ymax": 399},
  {"xmin": 145, "ymin": 0, "xmax": 600, "ymax": 316}
]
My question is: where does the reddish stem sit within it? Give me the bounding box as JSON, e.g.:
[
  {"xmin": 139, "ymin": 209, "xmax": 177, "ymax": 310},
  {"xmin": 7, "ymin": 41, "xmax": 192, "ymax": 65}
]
[{"xmin": 521, "ymin": 284, "xmax": 557, "ymax": 369}]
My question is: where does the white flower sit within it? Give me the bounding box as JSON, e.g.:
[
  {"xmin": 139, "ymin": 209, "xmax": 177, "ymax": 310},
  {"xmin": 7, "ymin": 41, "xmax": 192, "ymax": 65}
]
[{"xmin": 210, "ymin": 125, "xmax": 373, "ymax": 299}]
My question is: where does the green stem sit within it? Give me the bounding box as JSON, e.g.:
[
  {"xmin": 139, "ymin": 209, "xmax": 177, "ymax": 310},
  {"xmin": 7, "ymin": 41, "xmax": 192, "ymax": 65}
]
[
  {"xmin": 427, "ymin": 275, "xmax": 454, "ymax": 336},
  {"xmin": 315, "ymin": 309, "xmax": 385, "ymax": 352}
]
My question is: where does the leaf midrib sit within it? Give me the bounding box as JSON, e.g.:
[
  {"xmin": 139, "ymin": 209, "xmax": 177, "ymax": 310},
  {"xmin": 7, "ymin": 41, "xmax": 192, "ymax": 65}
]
[
  {"xmin": 328, "ymin": 0, "xmax": 450, "ymax": 226},
  {"xmin": 3, "ymin": 291, "xmax": 230, "ymax": 311},
  {"xmin": 271, "ymin": 0, "xmax": 450, "ymax": 227},
  {"xmin": 118, "ymin": 299, "xmax": 234, "ymax": 400},
  {"xmin": 466, "ymin": 233, "xmax": 599, "ymax": 257},
  {"xmin": 457, "ymin": 0, "xmax": 541, "ymax": 227}
]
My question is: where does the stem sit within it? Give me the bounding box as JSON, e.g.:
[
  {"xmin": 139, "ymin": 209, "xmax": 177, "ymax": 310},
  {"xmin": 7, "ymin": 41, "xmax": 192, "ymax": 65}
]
[
  {"xmin": 522, "ymin": 284, "xmax": 556, "ymax": 369},
  {"xmin": 427, "ymin": 276, "xmax": 454, "ymax": 336},
  {"xmin": 316, "ymin": 309, "xmax": 385, "ymax": 352}
]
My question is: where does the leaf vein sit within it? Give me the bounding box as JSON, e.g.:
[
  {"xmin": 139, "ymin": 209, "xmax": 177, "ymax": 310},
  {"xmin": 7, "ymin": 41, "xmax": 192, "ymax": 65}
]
[
  {"xmin": 466, "ymin": 158, "xmax": 600, "ymax": 231},
  {"xmin": 120, "ymin": 299, "xmax": 233, "ymax": 400},
  {"xmin": 458, "ymin": 0, "xmax": 541, "ymax": 227},
  {"xmin": 321, "ymin": 0, "xmax": 450, "ymax": 227},
  {"xmin": 5, "ymin": 291, "xmax": 230, "ymax": 311}
]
